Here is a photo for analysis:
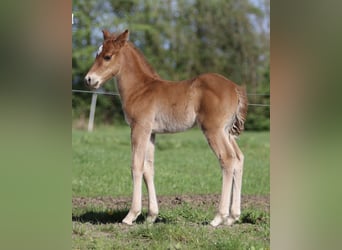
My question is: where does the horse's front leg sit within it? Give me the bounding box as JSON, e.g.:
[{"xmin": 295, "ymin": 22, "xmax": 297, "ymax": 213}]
[
  {"xmin": 143, "ymin": 133, "xmax": 159, "ymax": 223},
  {"xmin": 122, "ymin": 124, "xmax": 151, "ymax": 225}
]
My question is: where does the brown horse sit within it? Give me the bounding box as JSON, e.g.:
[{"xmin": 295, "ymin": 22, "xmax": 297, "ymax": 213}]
[{"xmin": 84, "ymin": 30, "xmax": 248, "ymax": 227}]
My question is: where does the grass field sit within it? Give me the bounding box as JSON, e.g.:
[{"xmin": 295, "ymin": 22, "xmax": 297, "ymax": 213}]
[{"xmin": 72, "ymin": 126, "xmax": 269, "ymax": 249}]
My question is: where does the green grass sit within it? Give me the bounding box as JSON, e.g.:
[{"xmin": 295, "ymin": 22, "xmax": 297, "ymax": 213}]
[
  {"xmin": 72, "ymin": 126, "xmax": 269, "ymax": 197},
  {"xmin": 72, "ymin": 204, "xmax": 269, "ymax": 249},
  {"xmin": 72, "ymin": 126, "xmax": 269, "ymax": 249}
]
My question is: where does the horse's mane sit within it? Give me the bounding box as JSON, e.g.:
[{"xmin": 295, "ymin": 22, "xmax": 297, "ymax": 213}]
[{"xmin": 127, "ymin": 42, "xmax": 160, "ymax": 79}]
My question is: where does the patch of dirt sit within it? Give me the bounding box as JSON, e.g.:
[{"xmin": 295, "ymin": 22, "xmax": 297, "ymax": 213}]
[{"xmin": 73, "ymin": 194, "xmax": 269, "ymax": 212}]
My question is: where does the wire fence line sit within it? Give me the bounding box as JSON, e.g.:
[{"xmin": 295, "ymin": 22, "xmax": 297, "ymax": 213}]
[
  {"xmin": 72, "ymin": 89, "xmax": 120, "ymax": 96},
  {"xmin": 72, "ymin": 89, "xmax": 270, "ymax": 107},
  {"xmin": 247, "ymin": 104, "xmax": 270, "ymax": 107},
  {"xmin": 72, "ymin": 88, "xmax": 269, "ymax": 131}
]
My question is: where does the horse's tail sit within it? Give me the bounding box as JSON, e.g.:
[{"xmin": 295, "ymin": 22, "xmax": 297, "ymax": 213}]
[{"xmin": 230, "ymin": 85, "xmax": 248, "ymax": 136}]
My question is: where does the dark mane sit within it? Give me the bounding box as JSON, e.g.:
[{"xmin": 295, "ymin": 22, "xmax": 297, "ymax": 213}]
[{"xmin": 127, "ymin": 42, "xmax": 160, "ymax": 78}]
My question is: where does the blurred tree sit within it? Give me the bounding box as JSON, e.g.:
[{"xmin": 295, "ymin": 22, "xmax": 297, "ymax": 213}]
[{"xmin": 72, "ymin": 0, "xmax": 269, "ymax": 130}]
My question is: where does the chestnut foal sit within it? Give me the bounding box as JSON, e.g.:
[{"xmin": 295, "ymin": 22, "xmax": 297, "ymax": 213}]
[{"xmin": 84, "ymin": 30, "xmax": 248, "ymax": 227}]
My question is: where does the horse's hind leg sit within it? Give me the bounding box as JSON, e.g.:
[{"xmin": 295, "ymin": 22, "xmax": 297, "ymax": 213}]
[
  {"xmin": 203, "ymin": 128, "xmax": 238, "ymax": 227},
  {"xmin": 143, "ymin": 133, "xmax": 159, "ymax": 223},
  {"xmin": 227, "ymin": 137, "xmax": 244, "ymax": 225}
]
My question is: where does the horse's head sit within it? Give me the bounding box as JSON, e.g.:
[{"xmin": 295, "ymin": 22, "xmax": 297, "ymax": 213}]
[{"xmin": 84, "ymin": 29, "xmax": 129, "ymax": 89}]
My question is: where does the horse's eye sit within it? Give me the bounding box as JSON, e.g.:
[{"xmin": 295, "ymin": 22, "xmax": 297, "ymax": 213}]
[{"xmin": 104, "ymin": 55, "xmax": 112, "ymax": 61}]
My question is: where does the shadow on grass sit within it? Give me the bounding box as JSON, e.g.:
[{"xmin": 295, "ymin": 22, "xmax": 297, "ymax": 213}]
[
  {"xmin": 239, "ymin": 209, "xmax": 270, "ymax": 225},
  {"xmin": 72, "ymin": 209, "xmax": 168, "ymax": 225},
  {"xmin": 72, "ymin": 209, "xmax": 127, "ymax": 224},
  {"xmin": 72, "ymin": 207, "xmax": 268, "ymax": 226}
]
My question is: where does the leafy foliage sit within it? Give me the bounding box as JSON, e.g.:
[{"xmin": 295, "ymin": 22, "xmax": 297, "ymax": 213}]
[
  {"xmin": 72, "ymin": 0, "xmax": 270, "ymax": 130},
  {"xmin": 246, "ymin": 65, "xmax": 270, "ymax": 130}
]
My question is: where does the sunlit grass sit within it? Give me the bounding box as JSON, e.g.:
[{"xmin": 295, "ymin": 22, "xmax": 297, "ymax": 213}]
[
  {"xmin": 72, "ymin": 126, "xmax": 269, "ymax": 197},
  {"xmin": 72, "ymin": 126, "xmax": 270, "ymax": 249}
]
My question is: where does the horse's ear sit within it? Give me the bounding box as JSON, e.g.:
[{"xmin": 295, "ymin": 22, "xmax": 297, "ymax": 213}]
[
  {"xmin": 102, "ymin": 29, "xmax": 111, "ymax": 40},
  {"xmin": 116, "ymin": 30, "xmax": 129, "ymax": 44}
]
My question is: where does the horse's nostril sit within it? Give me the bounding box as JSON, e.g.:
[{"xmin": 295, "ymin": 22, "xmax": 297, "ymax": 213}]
[{"xmin": 84, "ymin": 76, "xmax": 91, "ymax": 86}]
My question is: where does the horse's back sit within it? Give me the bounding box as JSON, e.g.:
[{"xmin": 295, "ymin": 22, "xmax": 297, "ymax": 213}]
[
  {"xmin": 195, "ymin": 73, "xmax": 240, "ymax": 95},
  {"xmin": 193, "ymin": 73, "xmax": 240, "ymax": 108}
]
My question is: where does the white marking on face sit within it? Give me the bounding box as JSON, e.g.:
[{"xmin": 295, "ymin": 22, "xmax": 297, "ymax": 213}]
[{"xmin": 96, "ymin": 45, "xmax": 103, "ymax": 56}]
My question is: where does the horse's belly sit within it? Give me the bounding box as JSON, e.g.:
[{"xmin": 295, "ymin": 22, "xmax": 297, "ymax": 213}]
[{"xmin": 152, "ymin": 111, "xmax": 196, "ymax": 133}]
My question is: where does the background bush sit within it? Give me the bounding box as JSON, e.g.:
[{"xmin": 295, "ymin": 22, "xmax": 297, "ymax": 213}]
[{"xmin": 72, "ymin": 0, "xmax": 270, "ymax": 130}]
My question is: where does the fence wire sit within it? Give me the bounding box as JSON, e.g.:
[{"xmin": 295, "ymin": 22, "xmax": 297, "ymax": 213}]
[{"xmin": 72, "ymin": 89, "xmax": 270, "ymax": 107}]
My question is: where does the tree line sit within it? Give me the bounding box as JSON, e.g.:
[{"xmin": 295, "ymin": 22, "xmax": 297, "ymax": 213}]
[{"xmin": 72, "ymin": 0, "xmax": 269, "ymax": 130}]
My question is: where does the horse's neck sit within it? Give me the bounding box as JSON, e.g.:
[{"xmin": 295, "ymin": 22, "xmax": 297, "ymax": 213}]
[{"xmin": 116, "ymin": 45, "xmax": 158, "ymax": 101}]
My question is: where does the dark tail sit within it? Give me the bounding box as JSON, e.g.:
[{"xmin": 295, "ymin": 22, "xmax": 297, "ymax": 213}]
[{"xmin": 230, "ymin": 85, "xmax": 248, "ymax": 136}]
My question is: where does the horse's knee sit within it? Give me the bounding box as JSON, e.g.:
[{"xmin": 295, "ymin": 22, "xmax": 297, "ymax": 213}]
[
  {"xmin": 219, "ymin": 152, "xmax": 237, "ymax": 169},
  {"xmin": 236, "ymin": 151, "xmax": 244, "ymax": 162}
]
